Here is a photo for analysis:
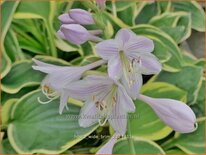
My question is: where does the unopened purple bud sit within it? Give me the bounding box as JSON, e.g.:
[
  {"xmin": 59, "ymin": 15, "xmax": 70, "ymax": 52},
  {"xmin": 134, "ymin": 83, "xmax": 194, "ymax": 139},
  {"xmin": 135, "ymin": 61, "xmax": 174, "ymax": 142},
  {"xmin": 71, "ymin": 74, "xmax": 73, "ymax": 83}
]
[
  {"xmin": 69, "ymin": 9, "xmax": 95, "ymax": 25},
  {"xmin": 96, "ymin": 0, "xmax": 106, "ymax": 9},
  {"xmin": 58, "ymin": 13, "xmax": 75, "ymax": 24},
  {"xmin": 60, "ymin": 24, "xmax": 91, "ymax": 45}
]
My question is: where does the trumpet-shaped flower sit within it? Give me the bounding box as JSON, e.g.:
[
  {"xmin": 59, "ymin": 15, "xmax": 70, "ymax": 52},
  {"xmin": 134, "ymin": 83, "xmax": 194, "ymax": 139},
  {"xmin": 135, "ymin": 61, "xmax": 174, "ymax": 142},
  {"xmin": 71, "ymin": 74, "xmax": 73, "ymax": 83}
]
[
  {"xmin": 138, "ymin": 94, "xmax": 197, "ymax": 133},
  {"xmin": 58, "ymin": 9, "xmax": 95, "ymax": 25},
  {"xmin": 58, "ymin": 24, "xmax": 102, "ymax": 45},
  {"xmin": 95, "ymin": 28, "xmax": 162, "ymax": 99},
  {"xmin": 32, "ymin": 59, "xmax": 106, "ymax": 114},
  {"xmin": 65, "ymin": 75, "xmax": 135, "ymax": 135}
]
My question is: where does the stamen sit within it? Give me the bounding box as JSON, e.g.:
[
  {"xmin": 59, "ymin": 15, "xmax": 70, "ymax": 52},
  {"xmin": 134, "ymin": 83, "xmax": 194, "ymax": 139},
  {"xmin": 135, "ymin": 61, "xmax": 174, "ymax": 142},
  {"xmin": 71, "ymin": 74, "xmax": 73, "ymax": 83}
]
[
  {"xmin": 37, "ymin": 97, "xmax": 55, "ymax": 104},
  {"xmin": 98, "ymin": 117, "xmax": 108, "ymax": 126}
]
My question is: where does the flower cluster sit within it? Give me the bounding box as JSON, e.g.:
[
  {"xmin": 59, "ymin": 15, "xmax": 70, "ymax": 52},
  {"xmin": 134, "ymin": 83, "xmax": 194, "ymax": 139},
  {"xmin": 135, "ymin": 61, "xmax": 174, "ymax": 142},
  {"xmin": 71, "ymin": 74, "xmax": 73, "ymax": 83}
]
[
  {"xmin": 58, "ymin": 8, "xmax": 102, "ymax": 45},
  {"xmin": 33, "ymin": 1, "xmax": 197, "ymax": 154}
]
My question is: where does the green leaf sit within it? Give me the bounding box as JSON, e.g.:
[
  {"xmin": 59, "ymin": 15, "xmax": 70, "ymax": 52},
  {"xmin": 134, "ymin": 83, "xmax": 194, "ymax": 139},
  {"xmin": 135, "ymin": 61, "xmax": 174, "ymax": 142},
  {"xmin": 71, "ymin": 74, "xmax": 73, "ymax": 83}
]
[
  {"xmin": 131, "ymin": 25, "xmax": 183, "ymax": 71},
  {"xmin": 166, "ymin": 148, "xmax": 186, "ymax": 154},
  {"xmin": 154, "ymin": 66, "xmax": 203, "ymax": 105},
  {"xmin": 1, "ymin": 139, "xmax": 17, "ymax": 154},
  {"xmin": 113, "ymin": 137, "xmax": 165, "ymax": 154},
  {"xmin": 136, "ymin": 2, "xmax": 160, "ymax": 24},
  {"xmin": 7, "ymin": 90, "xmax": 98, "ymax": 154},
  {"xmin": 150, "ymin": 12, "xmax": 191, "ymax": 43},
  {"xmin": 4, "ymin": 29, "xmax": 25, "ymax": 62},
  {"xmin": 1, "ymin": 1, "xmax": 19, "ymax": 78},
  {"xmin": 117, "ymin": 4, "xmax": 137, "ymax": 26},
  {"xmin": 172, "ymin": 1, "xmax": 205, "ymax": 32},
  {"xmin": 1, "ymin": 60, "xmax": 44, "ymax": 94},
  {"xmin": 2, "ymin": 99, "xmax": 18, "ymax": 128},
  {"xmin": 14, "ymin": 1, "xmax": 57, "ymax": 57},
  {"xmin": 129, "ymin": 82, "xmax": 187, "ymax": 140},
  {"xmin": 163, "ymin": 118, "xmax": 205, "ymax": 154},
  {"xmin": 106, "ymin": 1, "xmax": 135, "ymax": 12}
]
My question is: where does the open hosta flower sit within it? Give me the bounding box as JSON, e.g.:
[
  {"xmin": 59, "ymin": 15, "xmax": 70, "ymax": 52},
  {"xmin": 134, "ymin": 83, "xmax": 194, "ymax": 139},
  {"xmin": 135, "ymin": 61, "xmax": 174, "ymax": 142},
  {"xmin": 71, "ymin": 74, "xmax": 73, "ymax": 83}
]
[
  {"xmin": 96, "ymin": 28, "xmax": 162, "ymax": 99},
  {"xmin": 58, "ymin": 24, "xmax": 103, "ymax": 45},
  {"xmin": 58, "ymin": 9, "xmax": 95, "ymax": 25},
  {"xmin": 138, "ymin": 94, "xmax": 197, "ymax": 133},
  {"xmin": 65, "ymin": 75, "xmax": 135, "ymax": 135},
  {"xmin": 32, "ymin": 59, "xmax": 106, "ymax": 114}
]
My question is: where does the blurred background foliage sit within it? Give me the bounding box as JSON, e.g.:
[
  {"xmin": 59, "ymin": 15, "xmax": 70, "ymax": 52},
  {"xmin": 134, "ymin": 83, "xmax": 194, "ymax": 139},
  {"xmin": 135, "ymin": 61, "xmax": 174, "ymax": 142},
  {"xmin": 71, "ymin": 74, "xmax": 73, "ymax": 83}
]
[{"xmin": 1, "ymin": 0, "xmax": 205, "ymax": 154}]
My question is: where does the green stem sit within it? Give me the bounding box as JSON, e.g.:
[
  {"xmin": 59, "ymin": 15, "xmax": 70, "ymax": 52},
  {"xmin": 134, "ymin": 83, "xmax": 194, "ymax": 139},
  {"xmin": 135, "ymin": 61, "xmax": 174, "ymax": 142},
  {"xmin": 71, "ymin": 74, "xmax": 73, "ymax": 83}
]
[
  {"xmin": 127, "ymin": 118, "xmax": 136, "ymax": 154},
  {"xmin": 112, "ymin": 0, "xmax": 117, "ymax": 17}
]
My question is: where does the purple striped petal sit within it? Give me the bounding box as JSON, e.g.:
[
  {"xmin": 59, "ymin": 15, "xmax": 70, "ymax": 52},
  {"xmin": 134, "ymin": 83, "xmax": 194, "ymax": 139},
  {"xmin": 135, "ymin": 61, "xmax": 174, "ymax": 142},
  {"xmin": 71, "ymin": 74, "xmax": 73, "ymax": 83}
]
[
  {"xmin": 138, "ymin": 94, "xmax": 197, "ymax": 133},
  {"xmin": 59, "ymin": 91, "xmax": 69, "ymax": 114},
  {"xmin": 108, "ymin": 100, "xmax": 128, "ymax": 135},
  {"xmin": 96, "ymin": 133, "xmax": 120, "ymax": 154},
  {"xmin": 121, "ymin": 73, "xmax": 142, "ymax": 100},
  {"xmin": 108, "ymin": 56, "xmax": 122, "ymax": 80},
  {"xmin": 117, "ymin": 83, "xmax": 136, "ymax": 112},
  {"xmin": 79, "ymin": 101, "xmax": 98, "ymax": 127},
  {"xmin": 95, "ymin": 39, "xmax": 119, "ymax": 60},
  {"xmin": 124, "ymin": 36, "xmax": 154, "ymax": 54}
]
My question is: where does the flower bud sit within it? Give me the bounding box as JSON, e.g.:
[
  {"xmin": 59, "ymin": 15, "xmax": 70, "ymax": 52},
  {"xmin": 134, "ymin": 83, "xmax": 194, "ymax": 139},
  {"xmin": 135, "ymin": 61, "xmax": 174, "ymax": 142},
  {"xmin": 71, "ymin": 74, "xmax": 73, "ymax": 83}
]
[
  {"xmin": 138, "ymin": 94, "xmax": 197, "ymax": 133},
  {"xmin": 69, "ymin": 9, "xmax": 94, "ymax": 25},
  {"xmin": 59, "ymin": 24, "xmax": 102, "ymax": 45},
  {"xmin": 96, "ymin": 0, "xmax": 106, "ymax": 9},
  {"xmin": 58, "ymin": 13, "xmax": 75, "ymax": 24},
  {"xmin": 60, "ymin": 24, "xmax": 90, "ymax": 45}
]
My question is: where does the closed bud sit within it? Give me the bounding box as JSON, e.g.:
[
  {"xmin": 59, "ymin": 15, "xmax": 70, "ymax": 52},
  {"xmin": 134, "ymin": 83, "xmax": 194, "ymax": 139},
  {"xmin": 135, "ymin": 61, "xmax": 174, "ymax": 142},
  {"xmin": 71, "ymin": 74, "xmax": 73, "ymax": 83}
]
[{"xmin": 69, "ymin": 9, "xmax": 94, "ymax": 25}]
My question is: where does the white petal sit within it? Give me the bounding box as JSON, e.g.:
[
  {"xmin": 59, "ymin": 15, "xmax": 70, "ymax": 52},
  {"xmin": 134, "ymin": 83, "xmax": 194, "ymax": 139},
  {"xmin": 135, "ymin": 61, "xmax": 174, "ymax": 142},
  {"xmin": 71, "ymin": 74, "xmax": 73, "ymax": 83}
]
[
  {"xmin": 96, "ymin": 133, "xmax": 120, "ymax": 154},
  {"xmin": 79, "ymin": 101, "xmax": 98, "ymax": 127},
  {"xmin": 59, "ymin": 92, "xmax": 69, "ymax": 114},
  {"xmin": 65, "ymin": 76, "xmax": 113, "ymax": 101},
  {"xmin": 138, "ymin": 94, "xmax": 197, "ymax": 133},
  {"xmin": 108, "ymin": 102, "xmax": 128, "ymax": 135},
  {"xmin": 95, "ymin": 39, "xmax": 119, "ymax": 60},
  {"xmin": 117, "ymin": 83, "xmax": 136, "ymax": 112},
  {"xmin": 125, "ymin": 36, "xmax": 154, "ymax": 54},
  {"xmin": 115, "ymin": 29, "xmax": 134, "ymax": 48},
  {"xmin": 108, "ymin": 56, "xmax": 122, "ymax": 80},
  {"xmin": 139, "ymin": 53, "xmax": 162, "ymax": 75},
  {"xmin": 121, "ymin": 73, "xmax": 142, "ymax": 100}
]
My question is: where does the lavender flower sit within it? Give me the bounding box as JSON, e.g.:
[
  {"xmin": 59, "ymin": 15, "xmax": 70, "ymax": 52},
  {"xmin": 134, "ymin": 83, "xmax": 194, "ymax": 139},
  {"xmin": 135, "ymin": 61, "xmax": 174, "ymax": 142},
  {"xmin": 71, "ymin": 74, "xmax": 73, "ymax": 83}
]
[
  {"xmin": 58, "ymin": 24, "xmax": 102, "ymax": 45},
  {"xmin": 138, "ymin": 94, "xmax": 197, "ymax": 133},
  {"xmin": 96, "ymin": 28, "xmax": 162, "ymax": 99},
  {"xmin": 58, "ymin": 9, "xmax": 95, "ymax": 25},
  {"xmin": 32, "ymin": 59, "xmax": 106, "ymax": 114},
  {"xmin": 65, "ymin": 75, "xmax": 135, "ymax": 135}
]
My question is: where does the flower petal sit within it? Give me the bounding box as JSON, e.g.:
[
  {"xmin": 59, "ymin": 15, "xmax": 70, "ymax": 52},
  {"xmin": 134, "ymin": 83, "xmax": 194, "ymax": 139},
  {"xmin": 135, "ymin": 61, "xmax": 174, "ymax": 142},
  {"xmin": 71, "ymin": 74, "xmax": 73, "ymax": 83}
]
[
  {"xmin": 96, "ymin": 133, "xmax": 120, "ymax": 154},
  {"xmin": 121, "ymin": 73, "xmax": 142, "ymax": 100},
  {"xmin": 65, "ymin": 75, "xmax": 113, "ymax": 101},
  {"xmin": 115, "ymin": 29, "xmax": 133, "ymax": 48},
  {"xmin": 59, "ymin": 91, "xmax": 69, "ymax": 114},
  {"xmin": 95, "ymin": 39, "xmax": 119, "ymax": 60},
  {"xmin": 139, "ymin": 53, "xmax": 162, "ymax": 75},
  {"xmin": 108, "ymin": 101, "xmax": 128, "ymax": 135},
  {"xmin": 124, "ymin": 36, "xmax": 154, "ymax": 54},
  {"xmin": 108, "ymin": 56, "xmax": 122, "ymax": 80},
  {"xmin": 79, "ymin": 100, "xmax": 98, "ymax": 127},
  {"xmin": 138, "ymin": 94, "xmax": 197, "ymax": 133},
  {"xmin": 117, "ymin": 83, "xmax": 136, "ymax": 112}
]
